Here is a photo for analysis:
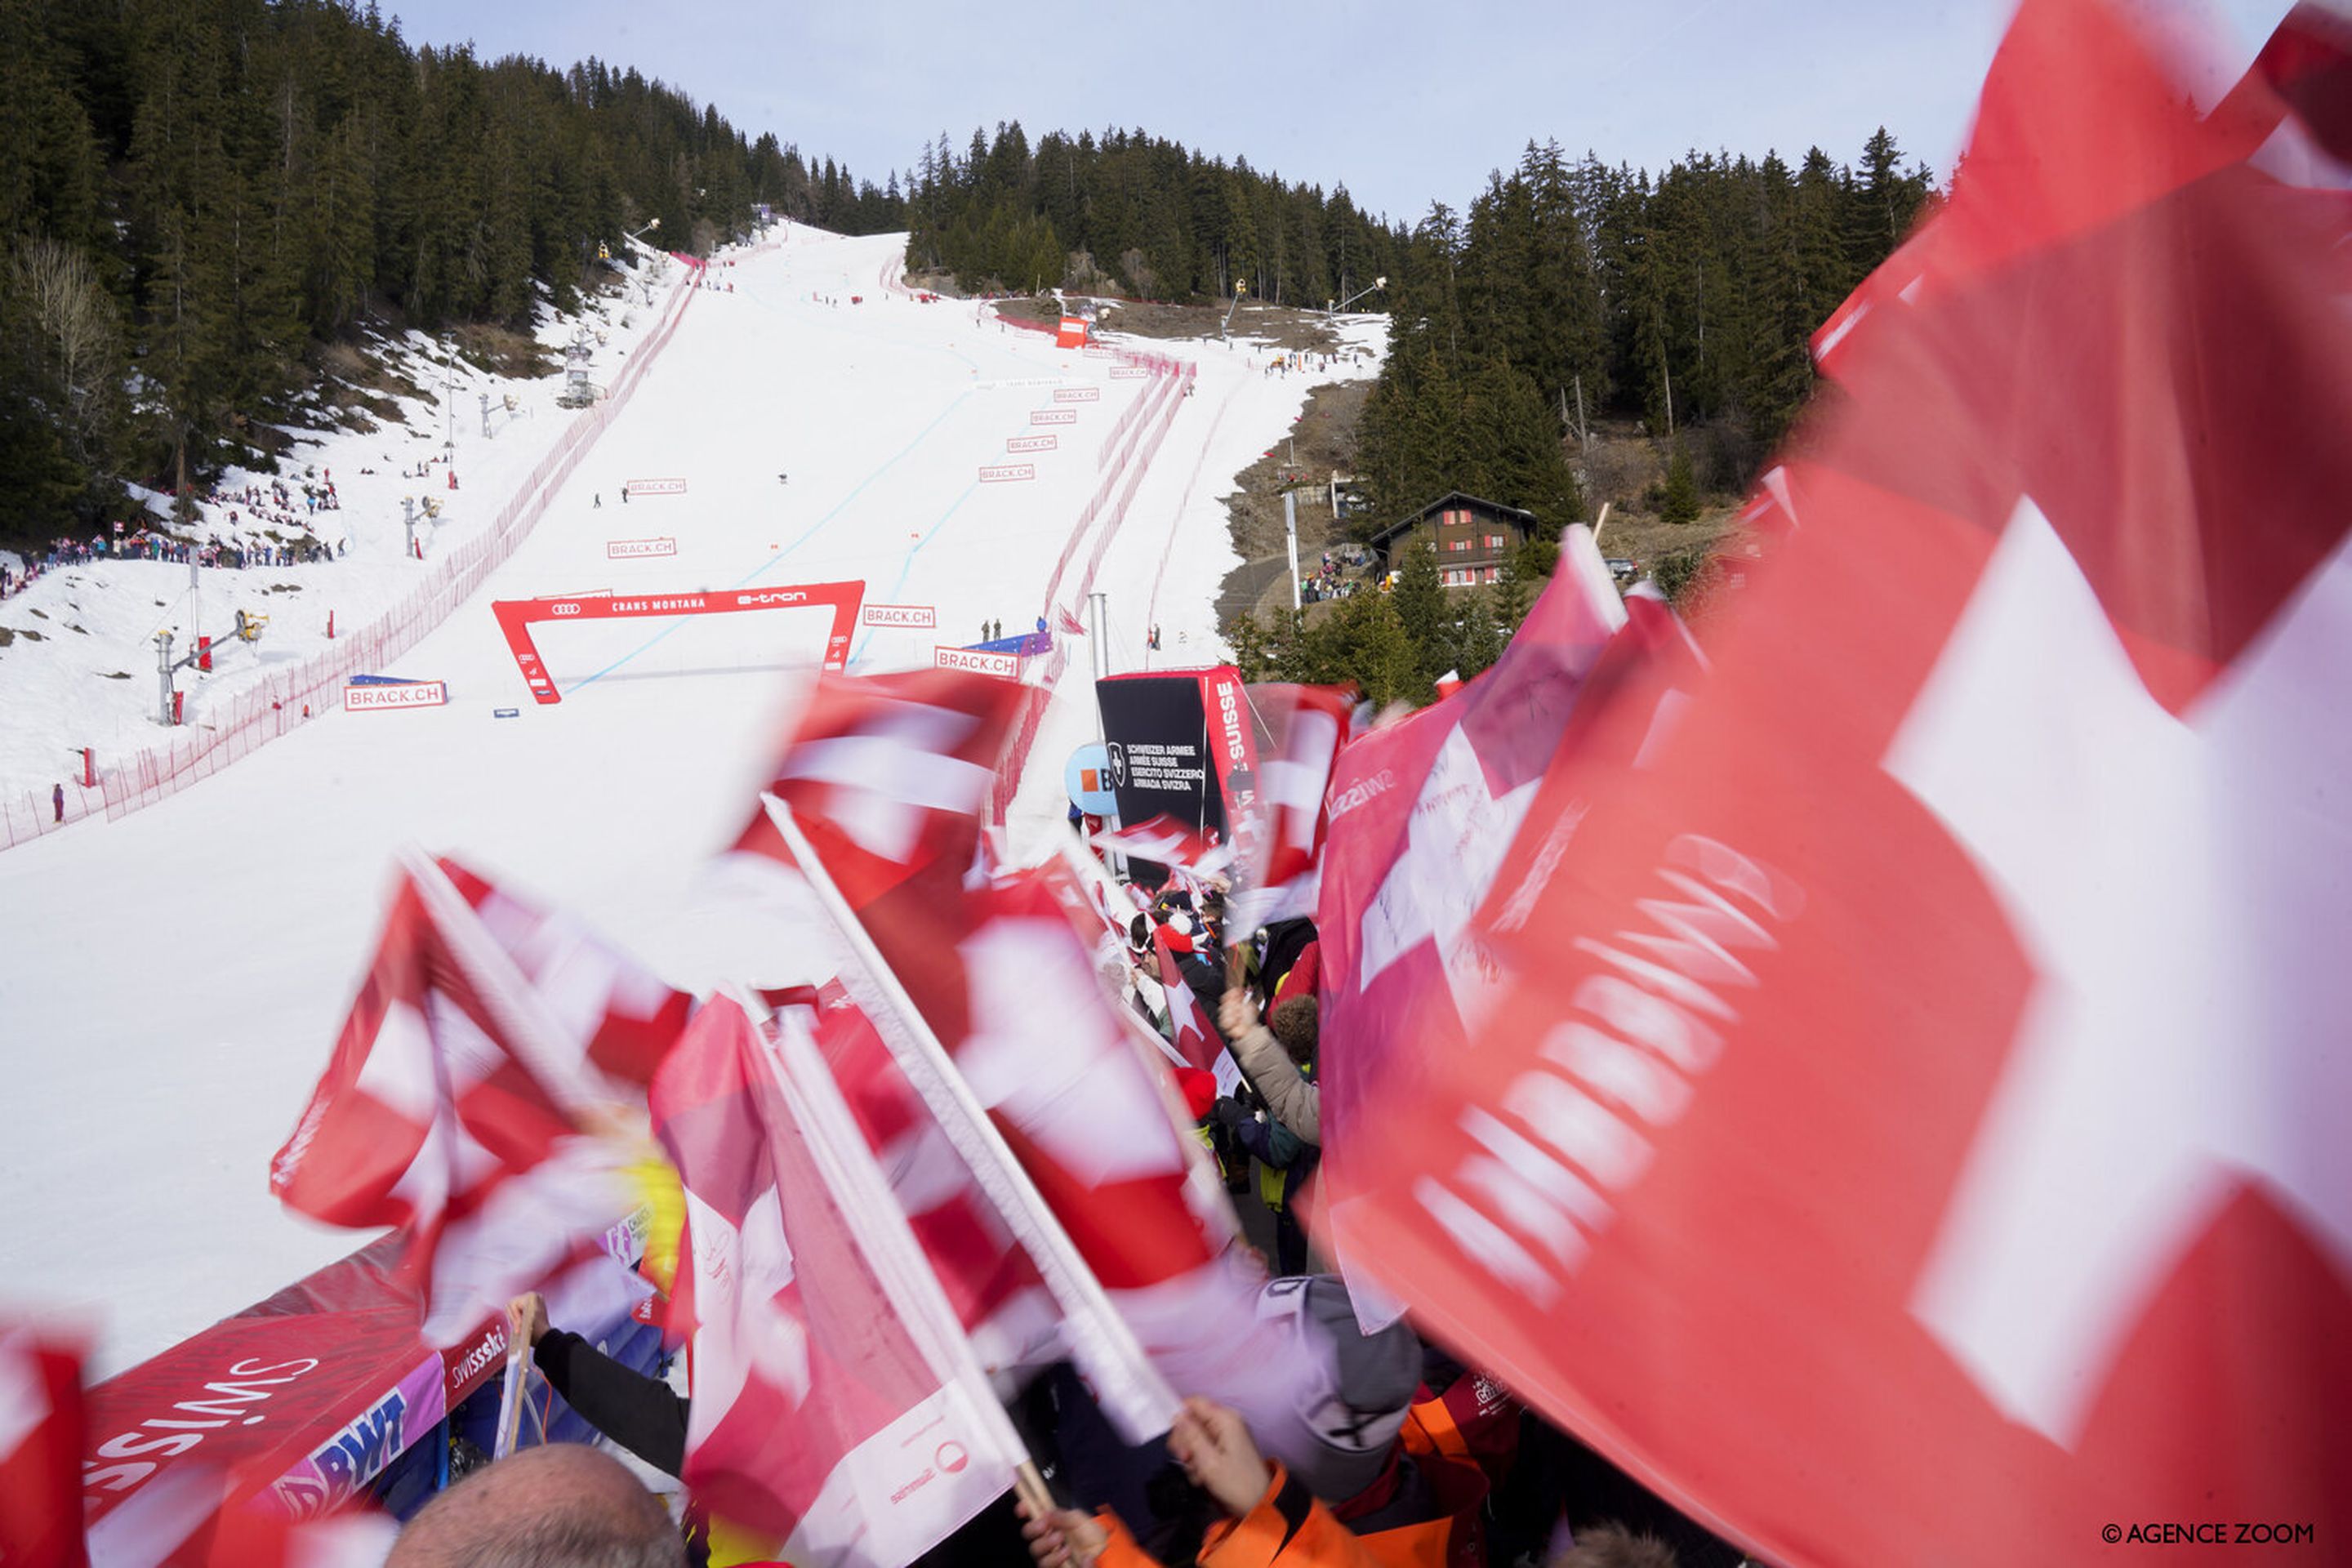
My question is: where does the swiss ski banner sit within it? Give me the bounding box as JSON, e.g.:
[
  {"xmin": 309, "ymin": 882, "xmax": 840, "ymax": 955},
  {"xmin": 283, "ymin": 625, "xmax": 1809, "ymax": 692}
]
[
  {"xmin": 1323, "ymin": 2, "xmax": 2352, "ymax": 1563},
  {"xmin": 270, "ymin": 855, "xmax": 647, "ymax": 1347},
  {"xmin": 653, "ymin": 996, "xmax": 1026, "ymax": 1565}
]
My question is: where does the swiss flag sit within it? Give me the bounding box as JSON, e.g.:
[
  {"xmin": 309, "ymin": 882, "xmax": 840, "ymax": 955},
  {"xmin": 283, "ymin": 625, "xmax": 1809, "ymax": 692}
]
[
  {"xmin": 1089, "ymin": 813, "xmax": 1231, "ymax": 890},
  {"xmin": 1324, "ymin": 2, "xmax": 2352, "ymax": 1564},
  {"xmin": 1225, "ymin": 683, "xmax": 1359, "ymax": 937},
  {"xmin": 1155, "ymin": 929, "xmax": 1230, "ymax": 1089},
  {"xmin": 434, "ymin": 857, "xmax": 695, "ymax": 1086},
  {"xmin": 270, "ymin": 855, "xmax": 650, "ymax": 1347},
  {"xmin": 786, "ymin": 980, "xmax": 1062, "ymax": 1380},
  {"xmin": 653, "ymin": 996, "xmax": 1027, "ymax": 1565},
  {"xmin": 1315, "ymin": 526, "xmax": 1648, "ymax": 1245}
]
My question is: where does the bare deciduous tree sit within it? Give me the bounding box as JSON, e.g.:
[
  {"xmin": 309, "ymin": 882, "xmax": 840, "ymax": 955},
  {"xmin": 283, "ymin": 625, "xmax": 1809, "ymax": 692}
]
[{"xmin": 11, "ymin": 238, "xmax": 122, "ymax": 460}]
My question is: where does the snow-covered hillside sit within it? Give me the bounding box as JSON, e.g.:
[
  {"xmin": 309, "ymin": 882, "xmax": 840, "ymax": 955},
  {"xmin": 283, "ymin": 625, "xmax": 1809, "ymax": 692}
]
[
  {"xmin": 0, "ymin": 225, "xmax": 1382, "ymax": 1377},
  {"xmin": 0, "ymin": 247, "xmax": 702, "ymax": 824}
]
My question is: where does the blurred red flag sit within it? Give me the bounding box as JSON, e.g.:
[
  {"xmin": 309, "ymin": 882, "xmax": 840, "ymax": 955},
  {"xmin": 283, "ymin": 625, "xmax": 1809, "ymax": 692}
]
[
  {"xmin": 652, "ymin": 996, "xmax": 1027, "ymax": 1564},
  {"xmin": 0, "ymin": 1327, "xmax": 86, "ymax": 1568},
  {"xmin": 270, "ymin": 856, "xmax": 650, "ymax": 1347},
  {"xmin": 1323, "ymin": 2, "xmax": 2352, "ymax": 1562}
]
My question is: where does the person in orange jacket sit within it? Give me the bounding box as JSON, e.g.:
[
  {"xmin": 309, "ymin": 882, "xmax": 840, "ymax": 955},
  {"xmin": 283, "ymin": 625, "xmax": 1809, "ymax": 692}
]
[{"xmin": 1022, "ymin": 1396, "xmax": 1409, "ymax": 1568}]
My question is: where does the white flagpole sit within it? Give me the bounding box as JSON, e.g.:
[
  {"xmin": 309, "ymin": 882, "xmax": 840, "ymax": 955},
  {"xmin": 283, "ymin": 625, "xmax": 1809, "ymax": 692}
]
[
  {"xmin": 760, "ymin": 795, "xmax": 1181, "ymax": 1440},
  {"xmin": 492, "ymin": 1339, "xmax": 530, "ymax": 1459},
  {"xmin": 756, "ymin": 994, "xmax": 1055, "ymax": 1520}
]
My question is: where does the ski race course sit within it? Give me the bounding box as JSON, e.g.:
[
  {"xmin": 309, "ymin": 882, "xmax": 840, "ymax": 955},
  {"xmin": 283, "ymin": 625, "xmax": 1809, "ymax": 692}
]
[{"xmin": 0, "ymin": 226, "xmax": 1381, "ymax": 1377}]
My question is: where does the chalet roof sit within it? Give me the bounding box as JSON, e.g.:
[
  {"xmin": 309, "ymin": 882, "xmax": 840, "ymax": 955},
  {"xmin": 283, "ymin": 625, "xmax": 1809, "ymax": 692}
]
[{"xmin": 1367, "ymin": 490, "xmax": 1539, "ymax": 549}]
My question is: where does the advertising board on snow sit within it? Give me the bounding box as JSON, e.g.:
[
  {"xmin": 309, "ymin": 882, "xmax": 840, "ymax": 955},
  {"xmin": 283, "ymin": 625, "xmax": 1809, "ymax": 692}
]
[
  {"xmin": 1029, "ymin": 408, "xmax": 1078, "ymax": 426},
  {"xmin": 1007, "ymin": 434, "xmax": 1058, "ymax": 452},
  {"xmin": 935, "ymin": 645, "xmax": 1022, "ymax": 678},
  {"xmin": 1054, "ymin": 386, "xmax": 1101, "ymax": 403},
  {"xmin": 978, "ymin": 464, "xmax": 1036, "ymax": 483},
  {"xmin": 344, "ymin": 680, "xmax": 449, "ymax": 713},
  {"xmin": 606, "ymin": 537, "xmax": 678, "ymax": 559},
  {"xmin": 623, "ymin": 478, "xmax": 688, "ymax": 497},
  {"xmin": 1110, "ymin": 366, "xmax": 1151, "ymax": 380},
  {"xmin": 862, "ymin": 603, "xmax": 937, "ymax": 629}
]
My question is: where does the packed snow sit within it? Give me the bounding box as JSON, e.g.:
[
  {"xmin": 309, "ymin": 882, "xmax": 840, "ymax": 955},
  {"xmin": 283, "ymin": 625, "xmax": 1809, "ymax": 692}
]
[{"xmin": 0, "ymin": 224, "xmax": 1382, "ymax": 1377}]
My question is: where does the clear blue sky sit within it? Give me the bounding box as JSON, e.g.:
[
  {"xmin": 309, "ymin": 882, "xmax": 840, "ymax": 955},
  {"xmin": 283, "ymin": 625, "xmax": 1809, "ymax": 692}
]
[{"xmin": 381, "ymin": 0, "xmax": 2295, "ymax": 225}]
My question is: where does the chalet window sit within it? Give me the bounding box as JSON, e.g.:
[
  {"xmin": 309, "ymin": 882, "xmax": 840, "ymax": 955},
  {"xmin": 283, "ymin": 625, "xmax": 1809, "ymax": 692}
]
[{"xmin": 1486, "ymin": 534, "xmax": 1508, "ymax": 548}]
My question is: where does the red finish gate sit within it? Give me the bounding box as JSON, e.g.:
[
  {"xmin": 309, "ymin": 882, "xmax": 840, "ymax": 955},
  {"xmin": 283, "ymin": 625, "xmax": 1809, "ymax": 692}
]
[{"xmin": 492, "ymin": 580, "xmax": 866, "ymax": 704}]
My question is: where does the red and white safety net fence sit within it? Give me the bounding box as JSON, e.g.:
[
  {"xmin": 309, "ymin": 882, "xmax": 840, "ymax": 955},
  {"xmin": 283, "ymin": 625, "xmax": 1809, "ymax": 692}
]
[
  {"xmin": 0, "ymin": 259, "xmax": 715, "ymax": 853},
  {"xmin": 991, "ymin": 354, "xmax": 1196, "ymax": 823}
]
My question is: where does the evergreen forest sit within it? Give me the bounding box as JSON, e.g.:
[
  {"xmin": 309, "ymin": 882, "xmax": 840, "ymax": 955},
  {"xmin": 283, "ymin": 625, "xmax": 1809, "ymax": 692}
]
[{"xmin": 0, "ymin": 0, "xmax": 900, "ymax": 545}]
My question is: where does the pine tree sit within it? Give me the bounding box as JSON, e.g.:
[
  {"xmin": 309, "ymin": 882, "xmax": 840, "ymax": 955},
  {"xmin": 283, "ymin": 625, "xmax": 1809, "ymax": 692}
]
[
  {"xmin": 1390, "ymin": 541, "xmax": 1448, "ymax": 682},
  {"xmin": 1660, "ymin": 441, "xmax": 1700, "ymax": 523},
  {"xmin": 1453, "ymin": 590, "xmax": 1499, "ymax": 679}
]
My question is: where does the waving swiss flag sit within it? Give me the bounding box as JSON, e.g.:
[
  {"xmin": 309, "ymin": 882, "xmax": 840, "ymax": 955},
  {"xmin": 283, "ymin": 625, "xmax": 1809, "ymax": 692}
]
[
  {"xmin": 1225, "ymin": 682, "xmax": 1358, "ymax": 935},
  {"xmin": 1323, "ymin": 2, "xmax": 2352, "ymax": 1563},
  {"xmin": 653, "ymin": 996, "xmax": 1029, "ymax": 1565},
  {"xmin": 270, "ymin": 855, "xmax": 649, "ymax": 1347}
]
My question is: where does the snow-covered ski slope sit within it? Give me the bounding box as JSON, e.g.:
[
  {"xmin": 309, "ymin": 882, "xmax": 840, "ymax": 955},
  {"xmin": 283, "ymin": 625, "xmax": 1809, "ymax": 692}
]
[{"xmin": 0, "ymin": 227, "xmax": 1381, "ymax": 1376}]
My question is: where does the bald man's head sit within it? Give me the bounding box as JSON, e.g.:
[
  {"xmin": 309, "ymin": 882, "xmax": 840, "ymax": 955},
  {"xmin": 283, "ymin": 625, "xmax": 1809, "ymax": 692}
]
[{"xmin": 388, "ymin": 1442, "xmax": 684, "ymax": 1568}]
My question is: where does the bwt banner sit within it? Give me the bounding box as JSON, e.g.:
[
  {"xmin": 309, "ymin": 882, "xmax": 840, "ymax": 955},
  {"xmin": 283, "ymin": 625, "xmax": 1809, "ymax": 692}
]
[
  {"xmin": 935, "ymin": 645, "xmax": 1021, "ymax": 677},
  {"xmin": 344, "ymin": 679, "xmax": 449, "ymax": 712},
  {"xmin": 607, "ymin": 537, "xmax": 678, "ymax": 559},
  {"xmin": 1094, "ymin": 666, "xmax": 1262, "ymax": 881},
  {"xmin": 862, "ymin": 603, "xmax": 937, "ymax": 629},
  {"xmin": 1054, "ymin": 386, "xmax": 1102, "ymax": 403},
  {"xmin": 1030, "ymin": 408, "xmax": 1079, "ymax": 426},
  {"xmin": 1008, "ymin": 434, "xmax": 1058, "ymax": 453},
  {"xmin": 978, "ymin": 463, "xmax": 1036, "ymax": 483},
  {"xmin": 624, "ymin": 477, "xmax": 688, "ymax": 497}
]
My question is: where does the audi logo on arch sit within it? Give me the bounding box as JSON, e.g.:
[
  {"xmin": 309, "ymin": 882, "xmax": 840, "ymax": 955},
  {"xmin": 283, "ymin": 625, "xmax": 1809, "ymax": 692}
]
[{"xmin": 551, "ymin": 603, "xmax": 581, "ymax": 616}]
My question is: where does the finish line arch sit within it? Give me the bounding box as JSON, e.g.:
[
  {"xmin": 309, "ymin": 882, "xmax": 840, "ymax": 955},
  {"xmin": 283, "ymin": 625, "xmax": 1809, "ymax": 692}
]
[{"xmin": 492, "ymin": 580, "xmax": 865, "ymax": 704}]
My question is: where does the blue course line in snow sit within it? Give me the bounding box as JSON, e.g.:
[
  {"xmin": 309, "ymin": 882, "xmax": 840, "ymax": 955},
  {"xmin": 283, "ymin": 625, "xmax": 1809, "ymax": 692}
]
[
  {"xmin": 847, "ymin": 479, "xmax": 980, "ymax": 665},
  {"xmin": 565, "ymin": 390, "xmax": 973, "ymax": 693}
]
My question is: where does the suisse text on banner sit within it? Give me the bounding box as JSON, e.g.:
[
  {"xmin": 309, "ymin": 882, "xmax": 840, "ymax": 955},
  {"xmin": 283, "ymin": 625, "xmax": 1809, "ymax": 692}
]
[
  {"xmin": 607, "ymin": 537, "xmax": 678, "ymax": 559},
  {"xmin": 934, "ymin": 645, "xmax": 1021, "ymax": 677},
  {"xmin": 344, "ymin": 680, "xmax": 448, "ymax": 713}
]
